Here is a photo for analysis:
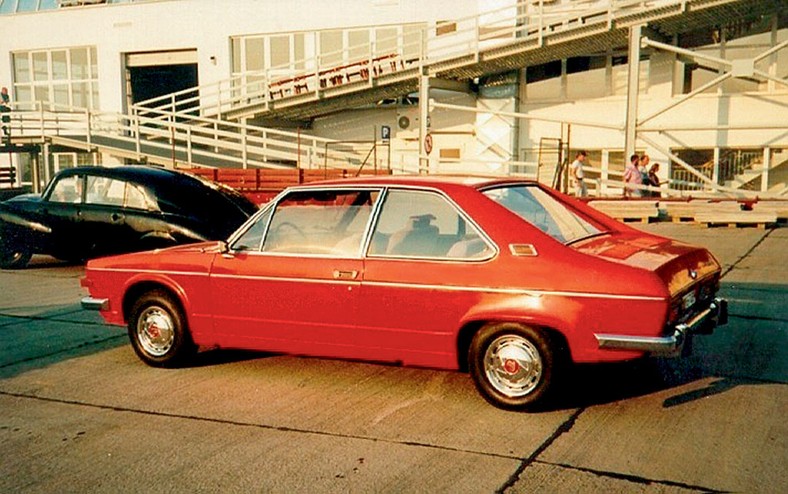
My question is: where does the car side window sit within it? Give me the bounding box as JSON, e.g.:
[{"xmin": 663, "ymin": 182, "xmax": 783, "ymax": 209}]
[
  {"xmin": 368, "ymin": 189, "xmax": 494, "ymax": 259},
  {"xmin": 85, "ymin": 176, "xmax": 123, "ymax": 206},
  {"xmin": 48, "ymin": 175, "xmax": 84, "ymax": 203},
  {"xmin": 261, "ymin": 189, "xmax": 378, "ymax": 256},
  {"xmin": 231, "ymin": 207, "xmax": 273, "ymax": 252},
  {"xmin": 125, "ymin": 182, "xmax": 152, "ymax": 210}
]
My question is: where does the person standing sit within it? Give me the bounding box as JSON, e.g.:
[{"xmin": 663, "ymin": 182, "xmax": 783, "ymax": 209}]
[
  {"xmin": 623, "ymin": 153, "xmax": 641, "ymax": 198},
  {"xmin": 0, "ymin": 87, "xmax": 10, "ymax": 140},
  {"xmin": 647, "ymin": 162, "xmax": 662, "ymax": 197},
  {"xmin": 570, "ymin": 150, "xmax": 588, "ymax": 197},
  {"xmin": 639, "ymin": 154, "xmax": 651, "ymax": 195}
]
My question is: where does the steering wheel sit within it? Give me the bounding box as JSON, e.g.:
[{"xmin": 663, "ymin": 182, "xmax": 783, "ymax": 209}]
[{"xmin": 273, "ymin": 221, "xmax": 307, "ymax": 240}]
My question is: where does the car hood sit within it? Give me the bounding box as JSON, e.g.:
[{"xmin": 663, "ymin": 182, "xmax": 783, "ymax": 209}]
[
  {"xmin": 3, "ymin": 193, "xmax": 42, "ymax": 204},
  {"xmin": 87, "ymin": 241, "xmax": 223, "ymax": 271},
  {"xmin": 572, "ymin": 232, "xmax": 720, "ymax": 297}
]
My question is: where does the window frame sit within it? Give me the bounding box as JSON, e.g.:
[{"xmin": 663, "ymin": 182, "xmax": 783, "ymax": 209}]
[
  {"xmin": 227, "ymin": 185, "xmax": 498, "ymax": 262},
  {"xmin": 364, "ymin": 186, "xmax": 497, "ymax": 262}
]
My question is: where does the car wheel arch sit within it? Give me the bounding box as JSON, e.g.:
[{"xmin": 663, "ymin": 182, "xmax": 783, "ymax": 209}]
[
  {"xmin": 456, "ymin": 319, "xmax": 572, "ymax": 372},
  {"xmin": 122, "ymin": 281, "xmax": 186, "ymax": 324}
]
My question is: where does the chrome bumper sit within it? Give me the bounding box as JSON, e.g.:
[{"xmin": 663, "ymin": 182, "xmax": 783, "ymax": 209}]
[
  {"xmin": 81, "ymin": 296, "xmax": 109, "ymax": 311},
  {"xmin": 595, "ymin": 297, "xmax": 728, "ymax": 356}
]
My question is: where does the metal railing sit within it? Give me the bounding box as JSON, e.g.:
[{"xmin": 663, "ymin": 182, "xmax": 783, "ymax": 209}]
[
  {"xmin": 2, "ymin": 101, "xmax": 370, "ymax": 171},
  {"xmin": 133, "ymin": 0, "xmax": 698, "ymax": 121}
]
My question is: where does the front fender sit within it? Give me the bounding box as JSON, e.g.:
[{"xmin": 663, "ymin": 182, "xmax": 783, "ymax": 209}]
[{"xmin": 0, "ymin": 206, "xmax": 51, "ymax": 234}]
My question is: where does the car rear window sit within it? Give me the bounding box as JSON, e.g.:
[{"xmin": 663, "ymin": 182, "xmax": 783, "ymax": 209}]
[{"xmin": 482, "ymin": 184, "xmax": 601, "ymax": 244}]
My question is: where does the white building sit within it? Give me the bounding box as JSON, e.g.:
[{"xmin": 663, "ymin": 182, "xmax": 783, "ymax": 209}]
[{"xmin": 0, "ymin": 0, "xmax": 785, "ymax": 197}]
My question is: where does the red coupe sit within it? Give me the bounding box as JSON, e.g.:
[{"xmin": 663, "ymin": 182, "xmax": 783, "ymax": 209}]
[{"xmin": 81, "ymin": 176, "xmax": 727, "ymax": 410}]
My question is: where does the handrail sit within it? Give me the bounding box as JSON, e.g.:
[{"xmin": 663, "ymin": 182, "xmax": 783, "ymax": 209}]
[
  {"xmin": 132, "ymin": 0, "xmax": 696, "ymax": 120},
  {"xmin": 5, "ymin": 100, "xmax": 371, "ymax": 171}
]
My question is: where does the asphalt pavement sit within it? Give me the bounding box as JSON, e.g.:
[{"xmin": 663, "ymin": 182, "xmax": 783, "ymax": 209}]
[{"xmin": 0, "ymin": 223, "xmax": 785, "ymax": 493}]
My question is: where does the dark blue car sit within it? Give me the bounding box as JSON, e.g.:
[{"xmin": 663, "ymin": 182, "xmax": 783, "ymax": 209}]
[{"xmin": 0, "ymin": 165, "xmax": 258, "ymax": 268}]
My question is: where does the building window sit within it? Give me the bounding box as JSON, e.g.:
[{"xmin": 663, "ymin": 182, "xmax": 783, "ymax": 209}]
[
  {"xmin": 12, "ymin": 46, "xmax": 99, "ymax": 111},
  {"xmin": 230, "ymin": 23, "xmax": 426, "ymax": 86}
]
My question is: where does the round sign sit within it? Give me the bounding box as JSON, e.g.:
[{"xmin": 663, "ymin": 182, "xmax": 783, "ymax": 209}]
[{"xmin": 424, "ymin": 133, "xmax": 433, "ymax": 155}]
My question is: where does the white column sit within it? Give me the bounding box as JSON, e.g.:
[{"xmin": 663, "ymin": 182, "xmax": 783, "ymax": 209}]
[{"xmin": 624, "ymin": 25, "xmax": 642, "ymax": 160}]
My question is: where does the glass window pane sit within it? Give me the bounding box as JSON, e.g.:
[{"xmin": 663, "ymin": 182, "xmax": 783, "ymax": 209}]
[
  {"xmin": 90, "ymin": 46, "xmax": 98, "ymax": 78},
  {"xmin": 231, "ymin": 38, "xmax": 242, "ymax": 73},
  {"xmin": 48, "ymin": 174, "xmax": 82, "ymax": 203},
  {"xmin": 269, "ymin": 36, "xmax": 290, "ymax": 69},
  {"xmin": 369, "ymin": 189, "xmax": 489, "ymax": 258},
  {"xmin": 263, "ymin": 190, "xmax": 377, "ymax": 256},
  {"xmin": 34, "ymin": 85, "xmax": 50, "ymax": 103},
  {"xmin": 53, "ymin": 83, "xmax": 69, "ymax": 106},
  {"xmin": 76, "ymin": 152, "xmax": 94, "ymax": 166},
  {"xmin": 52, "ymin": 50, "xmax": 68, "ymax": 80},
  {"xmin": 125, "ymin": 182, "xmax": 149, "ymax": 209},
  {"xmin": 17, "ymin": 0, "xmax": 38, "ymax": 12},
  {"xmin": 71, "ymin": 48, "xmax": 88, "ymax": 80},
  {"xmin": 483, "ymin": 185, "xmax": 601, "ymax": 244},
  {"xmin": 245, "ymin": 37, "xmax": 264, "ymax": 71},
  {"xmin": 0, "ymin": 1, "xmax": 17, "ymax": 14},
  {"xmin": 15, "ymin": 86, "xmax": 32, "ymax": 109},
  {"xmin": 72, "ymin": 82, "xmax": 88, "ymax": 107},
  {"xmin": 32, "ymin": 52, "xmax": 48, "ymax": 81},
  {"xmin": 13, "ymin": 53, "xmax": 30, "ymax": 83},
  {"xmin": 40, "ymin": 0, "xmax": 58, "ymax": 9},
  {"xmin": 232, "ymin": 207, "xmax": 273, "ymax": 252},
  {"xmin": 91, "ymin": 84, "xmax": 99, "ymax": 109}
]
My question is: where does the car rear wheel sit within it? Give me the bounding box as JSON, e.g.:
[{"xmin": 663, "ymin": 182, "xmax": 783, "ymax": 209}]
[
  {"xmin": 469, "ymin": 323, "xmax": 557, "ymax": 410},
  {"xmin": 128, "ymin": 289, "xmax": 196, "ymax": 367},
  {"xmin": 0, "ymin": 240, "xmax": 31, "ymax": 269}
]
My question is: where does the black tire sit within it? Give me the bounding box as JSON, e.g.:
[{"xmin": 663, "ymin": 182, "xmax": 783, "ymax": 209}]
[
  {"xmin": 128, "ymin": 289, "xmax": 197, "ymax": 368},
  {"xmin": 469, "ymin": 323, "xmax": 558, "ymax": 410},
  {"xmin": 0, "ymin": 239, "xmax": 31, "ymax": 269}
]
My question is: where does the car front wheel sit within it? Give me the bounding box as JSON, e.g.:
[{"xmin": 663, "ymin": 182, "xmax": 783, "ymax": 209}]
[
  {"xmin": 128, "ymin": 289, "xmax": 196, "ymax": 367},
  {"xmin": 469, "ymin": 323, "xmax": 557, "ymax": 410},
  {"xmin": 0, "ymin": 239, "xmax": 31, "ymax": 269}
]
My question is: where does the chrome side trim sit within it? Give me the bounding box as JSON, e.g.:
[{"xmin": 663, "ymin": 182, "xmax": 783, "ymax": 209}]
[
  {"xmin": 87, "ymin": 268, "xmax": 209, "ymax": 277},
  {"xmin": 81, "ymin": 297, "xmax": 109, "ymax": 311},
  {"xmin": 83, "ymin": 269, "xmax": 665, "ymax": 301},
  {"xmin": 595, "ymin": 297, "xmax": 728, "ymax": 356}
]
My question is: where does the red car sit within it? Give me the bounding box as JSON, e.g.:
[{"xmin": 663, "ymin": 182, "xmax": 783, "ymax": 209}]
[{"xmin": 81, "ymin": 176, "xmax": 727, "ymax": 410}]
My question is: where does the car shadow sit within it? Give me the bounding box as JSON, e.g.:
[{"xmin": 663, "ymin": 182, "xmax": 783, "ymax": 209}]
[{"xmin": 187, "ymin": 348, "xmax": 275, "ymax": 368}]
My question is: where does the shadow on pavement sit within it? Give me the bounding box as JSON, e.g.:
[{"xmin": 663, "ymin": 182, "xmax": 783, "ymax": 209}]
[{"xmin": 553, "ymin": 280, "xmax": 786, "ymax": 411}]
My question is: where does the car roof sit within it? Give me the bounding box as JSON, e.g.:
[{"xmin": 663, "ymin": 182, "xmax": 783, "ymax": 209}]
[
  {"xmin": 301, "ymin": 174, "xmax": 537, "ymax": 191},
  {"xmin": 59, "ymin": 165, "xmax": 191, "ymax": 183}
]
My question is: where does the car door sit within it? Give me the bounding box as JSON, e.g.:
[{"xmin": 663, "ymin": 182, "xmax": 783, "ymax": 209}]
[
  {"xmin": 40, "ymin": 172, "xmax": 90, "ymax": 257},
  {"xmin": 79, "ymin": 174, "xmax": 136, "ymax": 257},
  {"xmin": 208, "ymin": 188, "xmax": 379, "ymax": 358},
  {"xmin": 357, "ymin": 188, "xmax": 497, "ymax": 368}
]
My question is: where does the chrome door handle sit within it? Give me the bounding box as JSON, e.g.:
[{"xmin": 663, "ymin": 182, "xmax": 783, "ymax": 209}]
[{"xmin": 333, "ymin": 269, "xmax": 358, "ymax": 280}]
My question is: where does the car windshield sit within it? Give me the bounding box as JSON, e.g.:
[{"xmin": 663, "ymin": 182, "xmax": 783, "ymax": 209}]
[{"xmin": 482, "ymin": 184, "xmax": 602, "ymax": 244}]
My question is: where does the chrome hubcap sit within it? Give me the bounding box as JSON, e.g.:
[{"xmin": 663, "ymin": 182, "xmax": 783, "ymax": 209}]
[
  {"xmin": 484, "ymin": 334, "xmax": 543, "ymax": 397},
  {"xmin": 137, "ymin": 307, "xmax": 175, "ymax": 357}
]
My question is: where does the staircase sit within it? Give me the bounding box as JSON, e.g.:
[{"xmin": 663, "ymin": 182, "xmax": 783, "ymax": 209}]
[
  {"xmin": 3, "ymin": 0, "xmax": 780, "ymax": 180},
  {"xmin": 134, "ymin": 0, "xmax": 777, "ymax": 123},
  {"xmin": 3, "ymin": 102, "xmax": 374, "ymax": 172},
  {"xmin": 724, "ymin": 150, "xmax": 788, "ymax": 192}
]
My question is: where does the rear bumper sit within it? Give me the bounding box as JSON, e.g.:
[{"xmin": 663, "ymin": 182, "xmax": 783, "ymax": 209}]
[{"xmin": 595, "ymin": 297, "xmax": 728, "ymax": 356}]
